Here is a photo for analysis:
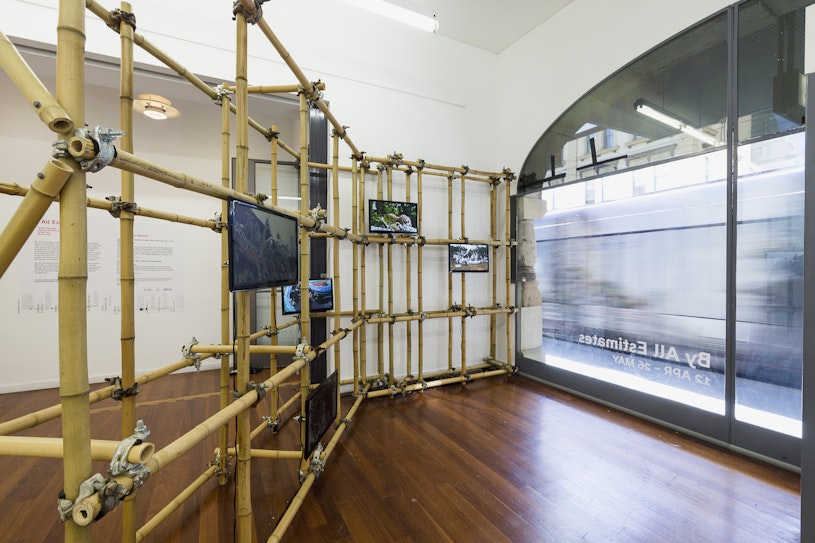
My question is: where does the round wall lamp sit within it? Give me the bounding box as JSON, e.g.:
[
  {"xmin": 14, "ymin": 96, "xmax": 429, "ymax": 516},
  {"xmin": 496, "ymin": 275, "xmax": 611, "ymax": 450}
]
[{"xmin": 133, "ymin": 94, "xmax": 181, "ymax": 120}]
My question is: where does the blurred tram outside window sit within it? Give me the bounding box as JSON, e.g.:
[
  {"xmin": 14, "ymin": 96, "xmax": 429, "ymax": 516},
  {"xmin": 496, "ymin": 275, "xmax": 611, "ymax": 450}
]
[{"xmin": 518, "ymin": 0, "xmax": 810, "ymax": 458}]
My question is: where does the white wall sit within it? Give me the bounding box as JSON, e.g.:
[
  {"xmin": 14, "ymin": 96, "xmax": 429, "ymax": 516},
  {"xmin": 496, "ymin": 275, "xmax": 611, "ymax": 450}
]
[{"xmin": 497, "ymin": 0, "xmax": 733, "ymax": 172}]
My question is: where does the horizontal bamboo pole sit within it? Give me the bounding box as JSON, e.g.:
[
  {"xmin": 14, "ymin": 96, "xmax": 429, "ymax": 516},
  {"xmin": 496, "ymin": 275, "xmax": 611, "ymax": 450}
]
[
  {"xmin": 231, "ymin": 82, "xmax": 325, "ymax": 94},
  {"xmin": 342, "ymin": 361, "xmax": 500, "ymax": 387},
  {"xmin": 0, "ymin": 30, "xmax": 74, "ymax": 132},
  {"xmin": 135, "ymin": 465, "xmax": 217, "ymax": 542},
  {"xmin": 144, "ymin": 355, "xmax": 309, "ymax": 476},
  {"xmin": 0, "ymin": 436, "xmax": 153, "ymax": 462},
  {"xmin": 362, "ymin": 235, "xmax": 513, "ymax": 247},
  {"xmin": 364, "ymin": 155, "xmax": 502, "ymax": 182},
  {"xmin": 0, "ymin": 355, "xmax": 208, "ymax": 436},
  {"xmin": 0, "ymin": 159, "xmax": 73, "ymax": 279},
  {"xmin": 189, "ymin": 344, "xmax": 297, "ymax": 355},
  {"xmin": 224, "ymin": 447, "xmax": 301, "ymax": 460},
  {"xmin": 0, "ymin": 180, "xmax": 219, "ymax": 230},
  {"xmin": 365, "ymin": 368, "xmax": 509, "ymax": 399},
  {"xmin": 365, "ymin": 306, "xmax": 513, "ymax": 325}
]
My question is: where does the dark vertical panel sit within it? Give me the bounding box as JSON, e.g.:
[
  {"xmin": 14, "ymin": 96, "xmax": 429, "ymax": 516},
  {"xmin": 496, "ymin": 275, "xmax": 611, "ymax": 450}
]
[
  {"xmin": 800, "ymin": 69, "xmax": 815, "ymax": 543},
  {"xmin": 309, "ymin": 105, "xmax": 328, "ymax": 382}
]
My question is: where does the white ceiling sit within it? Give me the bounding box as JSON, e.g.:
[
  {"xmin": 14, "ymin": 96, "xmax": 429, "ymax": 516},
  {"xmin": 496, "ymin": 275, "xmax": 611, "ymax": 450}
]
[{"xmin": 405, "ymin": 0, "xmax": 576, "ymax": 53}]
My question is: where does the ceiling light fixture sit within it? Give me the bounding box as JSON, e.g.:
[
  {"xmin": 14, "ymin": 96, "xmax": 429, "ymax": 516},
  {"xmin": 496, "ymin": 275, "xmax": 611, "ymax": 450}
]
[
  {"xmin": 634, "ymin": 99, "xmax": 722, "ymax": 147},
  {"xmin": 339, "ymin": 0, "xmax": 438, "ymax": 33},
  {"xmin": 133, "ymin": 94, "xmax": 181, "ymax": 120}
]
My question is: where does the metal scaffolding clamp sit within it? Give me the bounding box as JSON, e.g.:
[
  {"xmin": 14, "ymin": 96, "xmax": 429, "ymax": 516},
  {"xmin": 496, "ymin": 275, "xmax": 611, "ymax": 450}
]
[
  {"xmin": 233, "ymin": 0, "xmax": 267, "ymax": 25},
  {"xmin": 108, "ymin": 8, "xmax": 137, "ymax": 32},
  {"xmin": 182, "ymin": 337, "xmax": 201, "ymax": 370},
  {"xmin": 246, "ymin": 381, "xmax": 269, "ymax": 407},
  {"xmin": 75, "ymin": 126, "xmax": 125, "ymax": 172},
  {"xmin": 211, "ymin": 211, "xmax": 226, "ymax": 233},
  {"xmin": 214, "ymin": 84, "xmax": 233, "ymax": 106},
  {"xmin": 105, "ymin": 195, "xmax": 139, "ymax": 218},
  {"xmin": 293, "ymin": 342, "xmax": 308, "ymax": 361},
  {"xmin": 105, "ymin": 376, "xmax": 139, "ymax": 401}
]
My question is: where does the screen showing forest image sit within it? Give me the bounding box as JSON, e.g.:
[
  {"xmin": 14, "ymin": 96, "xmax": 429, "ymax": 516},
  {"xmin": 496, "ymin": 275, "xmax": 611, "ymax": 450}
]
[{"xmin": 368, "ymin": 199, "xmax": 418, "ymax": 235}]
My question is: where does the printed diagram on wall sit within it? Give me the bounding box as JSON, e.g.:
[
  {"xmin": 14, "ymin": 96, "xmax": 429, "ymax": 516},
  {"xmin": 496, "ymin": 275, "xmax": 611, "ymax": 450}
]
[{"xmin": 17, "ymin": 208, "xmax": 184, "ymax": 314}]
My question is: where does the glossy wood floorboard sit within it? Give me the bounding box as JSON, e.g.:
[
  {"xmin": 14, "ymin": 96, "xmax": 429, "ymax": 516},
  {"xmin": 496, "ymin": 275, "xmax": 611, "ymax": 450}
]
[{"xmin": 0, "ymin": 370, "xmax": 800, "ymax": 542}]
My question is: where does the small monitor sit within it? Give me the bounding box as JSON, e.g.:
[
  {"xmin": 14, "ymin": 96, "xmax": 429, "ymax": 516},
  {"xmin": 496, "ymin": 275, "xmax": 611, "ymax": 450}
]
[
  {"xmin": 281, "ymin": 278, "xmax": 334, "ymax": 315},
  {"xmin": 449, "ymin": 243, "xmax": 490, "ymax": 273},
  {"xmin": 227, "ymin": 197, "xmax": 299, "ymax": 292},
  {"xmin": 304, "ymin": 370, "xmax": 338, "ymax": 459},
  {"xmin": 368, "ymin": 199, "xmax": 418, "ymax": 235}
]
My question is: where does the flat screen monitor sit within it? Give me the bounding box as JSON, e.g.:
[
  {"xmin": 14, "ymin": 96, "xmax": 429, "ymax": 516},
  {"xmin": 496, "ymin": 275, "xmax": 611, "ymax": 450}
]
[
  {"xmin": 304, "ymin": 370, "xmax": 338, "ymax": 459},
  {"xmin": 368, "ymin": 199, "xmax": 418, "ymax": 235},
  {"xmin": 227, "ymin": 197, "xmax": 299, "ymax": 292},
  {"xmin": 449, "ymin": 243, "xmax": 490, "ymax": 273},
  {"xmin": 281, "ymin": 279, "xmax": 334, "ymax": 315}
]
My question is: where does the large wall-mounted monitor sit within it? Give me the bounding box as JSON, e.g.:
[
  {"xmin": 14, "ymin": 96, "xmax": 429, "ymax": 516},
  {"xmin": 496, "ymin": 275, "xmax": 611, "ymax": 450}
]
[
  {"xmin": 281, "ymin": 279, "xmax": 334, "ymax": 315},
  {"xmin": 227, "ymin": 197, "xmax": 299, "ymax": 292},
  {"xmin": 449, "ymin": 243, "xmax": 490, "ymax": 273},
  {"xmin": 368, "ymin": 199, "xmax": 418, "ymax": 235},
  {"xmin": 304, "ymin": 370, "xmax": 338, "ymax": 459}
]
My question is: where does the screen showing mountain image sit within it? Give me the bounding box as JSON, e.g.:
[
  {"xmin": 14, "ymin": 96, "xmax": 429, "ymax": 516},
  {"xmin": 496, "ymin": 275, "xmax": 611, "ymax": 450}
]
[
  {"xmin": 368, "ymin": 199, "xmax": 418, "ymax": 235},
  {"xmin": 449, "ymin": 243, "xmax": 490, "ymax": 272},
  {"xmin": 227, "ymin": 197, "xmax": 299, "ymax": 292},
  {"xmin": 281, "ymin": 279, "xmax": 335, "ymax": 315}
]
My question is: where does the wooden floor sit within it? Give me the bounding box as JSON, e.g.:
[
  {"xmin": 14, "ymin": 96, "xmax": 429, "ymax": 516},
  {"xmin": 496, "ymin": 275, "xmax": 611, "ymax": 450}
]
[{"xmin": 0, "ymin": 369, "xmax": 801, "ymax": 542}]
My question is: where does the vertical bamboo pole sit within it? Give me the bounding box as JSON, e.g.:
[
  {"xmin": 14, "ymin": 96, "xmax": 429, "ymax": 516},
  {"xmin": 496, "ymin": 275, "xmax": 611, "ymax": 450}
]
[
  {"xmin": 219, "ymin": 89, "xmax": 232, "ymax": 485},
  {"xmin": 298, "ymin": 90, "xmax": 311, "ymax": 473},
  {"xmin": 351, "ymin": 157, "xmax": 360, "ymax": 395},
  {"xmin": 417, "ymin": 168, "xmax": 424, "ymax": 381},
  {"xmin": 490, "ymin": 181, "xmax": 497, "ymax": 359},
  {"xmin": 505, "ymin": 180, "xmax": 512, "ymax": 367},
  {"xmin": 57, "ymin": 1, "xmax": 91, "ymax": 541},
  {"xmin": 331, "ymin": 130, "xmax": 341, "ymax": 420},
  {"xmin": 376, "ymin": 167, "xmax": 384, "ymax": 380},
  {"xmin": 268, "ymin": 126, "xmax": 280, "ymax": 425},
  {"xmin": 118, "ymin": 4, "xmax": 137, "ymax": 541},
  {"xmin": 386, "ymin": 165, "xmax": 394, "ymax": 386},
  {"xmin": 460, "ymin": 172, "xmax": 467, "ymax": 377},
  {"xmin": 405, "ymin": 170, "xmax": 412, "ymax": 379},
  {"xmin": 233, "ymin": 10, "xmax": 253, "ymax": 541},
  {"xmin": 358, "ymin": 163, "xmax": 367, "ymax": 384},
  {"xmin": 447, "ymin": 176, "xmax": 454, "ymax": 372}
]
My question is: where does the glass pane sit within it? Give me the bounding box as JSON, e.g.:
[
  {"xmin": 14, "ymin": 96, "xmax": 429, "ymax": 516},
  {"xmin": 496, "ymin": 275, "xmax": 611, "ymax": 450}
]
[
  {"xmin": 735, "ymin": 132, "xmax": 804, "ymax": 437},
  {"xmin": 738, "ymin": 2, "xmax": 808, "ymax": 142},
  {"xmin": 530, "ymin": 153, "xmax": 727, "ymax": 413},
  {"xmin": 519, "ymin": 12, "xmax": 727, "ymax": 192}
]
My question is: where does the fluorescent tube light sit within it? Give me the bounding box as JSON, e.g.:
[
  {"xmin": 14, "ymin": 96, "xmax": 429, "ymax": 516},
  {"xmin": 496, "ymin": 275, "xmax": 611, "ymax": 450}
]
[
  {"xmin": 634, "ymin": 99, "xmax": 722, "ymax": 147},
  {"xmin": 340, "ymin": 0, "xmax": 439, "ymax": 33}
]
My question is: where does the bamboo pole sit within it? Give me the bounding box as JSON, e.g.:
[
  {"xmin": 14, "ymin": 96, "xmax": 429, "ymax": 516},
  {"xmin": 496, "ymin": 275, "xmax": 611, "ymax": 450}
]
[
  {"xmin": 233, "ymin": 9, "xmax": 253, "ymax": 541},
  {"xmin": 0, "ymin": 436, "xmax": 153, "ymax": 462},
  {"xmin": 0, "ymin": 355, "xmax": 209, "ymax": 436},
  {"xmin": 0, "ymin": 30, "xmax": 73, "ymax": 132},
  {"xmin": 505, "ymin": 179, "xmax": 512, "ymax": 367},
  {"xmin": 117, "ymin": 5, "xmax": 138, "ymax": 540},
  {"xmin": 266, "ymin": 382, "xmax": 369, "ymax": 543},
  {"xmin": 352, "ymin": 158, "xmax": 361, "ymax": 393},
  {"xmin": 268, "ymin": 124, "xmax": 281, "ymax": 434},
  {"xmin": 386, "ymin": 165, "xmax": 394, "ymax": 386},
  {"xmin": 189, "ymin": 344, "xmax": 298, "ymax": 355},
  {"xmin": 57, "ymin": 1, "xmax": 91, "ymax": 541},
  {"xmin": 218, "ymin": 83, "xmax": 232, "ymax": 486},
  {"xmin": 135, "ymin": 465, "xmax": 218, "ymax": 542},
  {"xmin": 460, "ymin": 171, "xmax": 467, "ymax": 377},
  {"xmin": 226, "ymin": 448, "xmax": 301, "ymax": 460},
  {"xmin": 365, "ymin": 368, "xmax": 508, "ymax": 399},
  {"xmin": 417, "ymin": 168, "xmax": 424, "ymax": 381},
  {"xmin": 0, "ymin": 159, "xmax": 73, "ymax": 279},
  {"xmin": 297, "ymin": 88, "xmax": 311, "ymax": 476},
  {"xmin": 358, "ymin": 162, "xmax": 367, "ymax": 384},
  {"xmin": 447, "ymin": 175, "xmax": 454, "ymax": 372},
  {"xmin": 490, "ymin": 180, "xmax": 497, "ymax": 359},
  {"xmin": 405, "ymin": 170, "xmax": 412, "ymax": 379},
  {"xmin": 376, "ymin": 167, "xmax": 384, "ymax": 380},
  {"xmin": 331, "ymin": 129, "xmax": 342, "ymax": 421}
]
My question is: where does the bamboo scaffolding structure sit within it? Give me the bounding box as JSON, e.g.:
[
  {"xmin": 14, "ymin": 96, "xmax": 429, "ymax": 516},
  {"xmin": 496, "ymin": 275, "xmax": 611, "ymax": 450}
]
[
  {"xmin": 352, "ymin": 158, "xmax": 362, "ymax": 393},
  {"xmin": 364, "ymin": 156, "xmax": 501, "ymax": 183},
  {"xmin": 490, "ymin": 181, "xmax": 497, "ymax": 359},
  {"xmin": 0, "ymin": 159, "xmax": 73, "ymax": 279},
  {"xmin": 0, "ymin": 30, "xmax": 73, "ymax": 133},
  {"xmin": 297, "ymin": 88, "xmax": 311, "ymax": 478},
  {"xmin": 234, "ymin": 10, "xmax": 253, "ymax": 541},
  {"xmin": 250, "ymin": 391, "xmax": 298, "ymax": 440},
  {"xmin": 135, "ymin": 465, "xmax": 218, "ymax": 543},
  {"xmin": 340, "ymin": 361, "xmax": 502, "ymax": 387},
  {"xmin": 117, "ymin": 5, "xmax": 138, "ymax": 540},
  {"xmin": 0, "ymin": 436, "xmax": 153, "ymax": 462},
  {"xmin": 447, "ymin": 176, "xmax": 454, "ymax": 372},
  {"xmin": 387, "ymin": 165, "xmax": 395, "ymax": 386},
  {"xmin": 377, "ymin": 168, "xmax": 385, "ymax": 380},
  {"xmin": 358, "ymin": 160, "xmax": 367, "ymax": 384},
  {"xmin": 405, "ymin": 170, "xmax": 413, "ymax": 379},
  {"xmin": 331, "ymin": 130, "xmax": 342, "ymax": 420}
]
